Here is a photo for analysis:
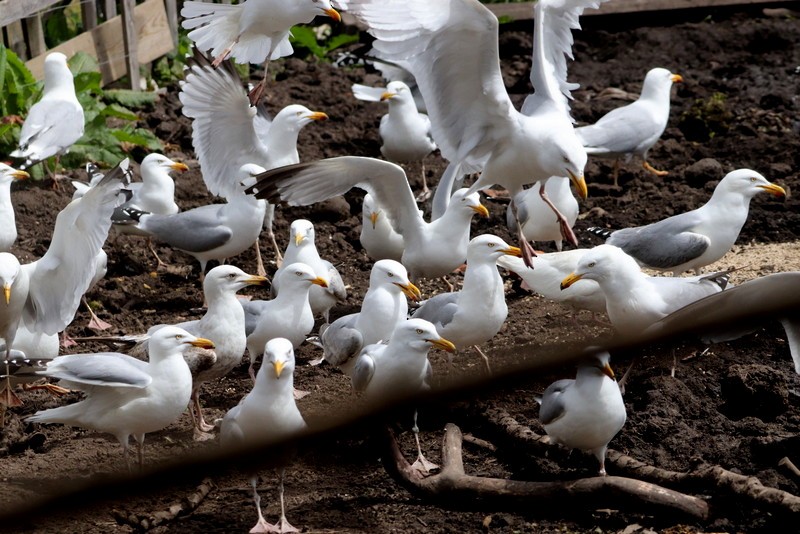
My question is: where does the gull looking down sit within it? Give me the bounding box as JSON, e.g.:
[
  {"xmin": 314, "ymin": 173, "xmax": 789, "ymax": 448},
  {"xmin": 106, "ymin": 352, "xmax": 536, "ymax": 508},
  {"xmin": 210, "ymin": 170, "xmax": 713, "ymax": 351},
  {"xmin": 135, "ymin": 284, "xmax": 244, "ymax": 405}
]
[
  {"xmin": 539, "ymin": 350, "xmax": 626, "ymax": 475},
  {"xmin": 577, "ymin": 67, "xmax": 683, "ymax": 186},
  {"xmin": 247, "ymin": 157, "xmax": 490, "ymax": 280},
  {"xmin": 587, "ymin": 169, "xmax": 786, "ymax": 275},
  {"xmin": 359, "ymin": 192, "xmax": 406, "ymax": 262},
  {"xmin": 0, "ymin": 164, "xmax": 30, "ymax": 252},
  {"xmin": 506, "ymin": 178, "xmax": 579, "ymax": 252},
  {"xmin": 27, "ymin": 326, "xmax": 214, "ymax": 470}
]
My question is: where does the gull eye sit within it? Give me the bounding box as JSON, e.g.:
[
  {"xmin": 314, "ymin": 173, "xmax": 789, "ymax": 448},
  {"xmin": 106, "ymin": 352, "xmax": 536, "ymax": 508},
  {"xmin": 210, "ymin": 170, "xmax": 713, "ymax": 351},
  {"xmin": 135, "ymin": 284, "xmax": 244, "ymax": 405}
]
[
  {"xmin": 415, "ymin": 328, "xmax": 424, "ymax": 334},
  {"xmin": 488, "ymin": 243, "xmax": 495, "ymax": 248},
  {"xmin": 588, "ymin": 262, "xmax": 596, "ymax": 268},
  {"xmin": 750, "ymin": 176, "xmax": 757, "ymax": 182},
  {"xmin": 175, "ymin": 334, "xmax": 183, "ymax": 340},
  {"xmin": 295, "ymin": 271, "xmax": 303, "ymax": 277},
  {"xmin": 387, "ymin": 272, "xmax": 394, "ymax": 277},
  {"xmin": 228, "ymin": 273, "xmax": 237, "ymax": 279},
  {"xmin": 563, "ymin": 156, "xmax": 570, "ymax": 164},
  {"xmin": 296, "ymin": 111, "xmax": 303, "ymax": 117}
]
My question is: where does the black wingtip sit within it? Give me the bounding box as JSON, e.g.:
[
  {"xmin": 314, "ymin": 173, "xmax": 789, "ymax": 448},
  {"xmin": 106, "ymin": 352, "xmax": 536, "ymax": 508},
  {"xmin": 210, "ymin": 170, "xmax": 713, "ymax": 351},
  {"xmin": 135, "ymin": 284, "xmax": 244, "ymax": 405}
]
[
  {"xmin": 122, "ymin": 207, "xmax": 149, "ymax": 222},
  {"xmin": 245, "ymin": 161, "xmax": 313, "ymax": 202},
  {"xmin": 586, "ymin": 226, "xmax": 614, "ymax": 239}
]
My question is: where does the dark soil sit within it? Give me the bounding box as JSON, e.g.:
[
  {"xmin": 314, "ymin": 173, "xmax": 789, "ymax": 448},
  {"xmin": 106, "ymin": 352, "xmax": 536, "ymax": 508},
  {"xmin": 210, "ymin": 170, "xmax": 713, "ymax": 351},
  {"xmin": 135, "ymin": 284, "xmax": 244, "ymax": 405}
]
[{"xmin": 2, "ymin": 5, "xmax": 800, "ymax": 533}]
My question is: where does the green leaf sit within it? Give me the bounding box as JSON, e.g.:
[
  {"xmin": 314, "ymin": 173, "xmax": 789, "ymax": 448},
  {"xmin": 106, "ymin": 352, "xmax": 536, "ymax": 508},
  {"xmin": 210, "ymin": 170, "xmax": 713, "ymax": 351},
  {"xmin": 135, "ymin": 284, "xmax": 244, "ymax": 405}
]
[
  {"xmin": 112, "ymin": 127, "xmax": 163, "ymax": 151},
  {"xmin": 0, "ymin": 44, "xmax": 8, "ymax": 103},
  {"xmin": 289, "ymin": 26, "xmax": 326, "ymax": 59},
  {"xmin": 69, "ymin": 52, "xmax": 100, "ymax": 76},
  {"xmin": 325, "ymin": 32, "xmax": 359, "ymax": 54},
  {"xmin": 104, "ymin": 89, "xmax": 157, "ymax": 108},
  {"xmin": 101, "ymin": 103, "xmax": 139, "ymax": 121}
]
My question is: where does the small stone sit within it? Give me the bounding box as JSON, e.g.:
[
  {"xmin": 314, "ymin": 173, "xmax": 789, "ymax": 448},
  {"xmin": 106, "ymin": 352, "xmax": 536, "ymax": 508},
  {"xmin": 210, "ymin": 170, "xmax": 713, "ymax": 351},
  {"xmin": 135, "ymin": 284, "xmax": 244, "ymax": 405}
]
[{"xmin": 683, "ymin": 158, "xmax": 724, "ymax": 188}]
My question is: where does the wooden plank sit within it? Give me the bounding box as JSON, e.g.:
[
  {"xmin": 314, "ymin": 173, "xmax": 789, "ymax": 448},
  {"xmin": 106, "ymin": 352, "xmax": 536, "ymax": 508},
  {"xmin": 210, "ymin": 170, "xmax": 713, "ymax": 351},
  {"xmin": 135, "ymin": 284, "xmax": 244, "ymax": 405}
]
[
  {"xmin": 0, "ymin": 0, "xmax": 62, "ymax": 27},
  {"xmin": 25, "ymin": 0, "xmax": 173, "ymax": 86},
  {"xmin": 82, "ymin": 0, "xmax": 99, "ymax": 30},
  {"xmin": 5, "ymin": 20, "xmax": 26, "ymax": 59},
  {"xmin": 104, "ymin": 0, "xmax": 118, "ymax": 19},
  {"xmin": 24, "ymin": 14, "xmax": 47, "ymax": 58},
  {"xmin": 485, "ymin": 0, "xmax": 797, "ymax": 20},
  {"xmin": 165, "ymin": 0, "xmax": 178, "ymax": 46},
  {"xmin": 121, "ymin": 0, "xmax": 139, "ymax": 89}
]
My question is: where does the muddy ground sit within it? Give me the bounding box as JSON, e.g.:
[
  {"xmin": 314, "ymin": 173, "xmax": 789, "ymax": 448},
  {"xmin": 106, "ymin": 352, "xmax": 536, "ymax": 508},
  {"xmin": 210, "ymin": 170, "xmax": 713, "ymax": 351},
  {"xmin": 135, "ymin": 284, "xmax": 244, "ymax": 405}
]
[{"xmin": 2, "ymin": 4, "xmax": 800, "ymax": 533}]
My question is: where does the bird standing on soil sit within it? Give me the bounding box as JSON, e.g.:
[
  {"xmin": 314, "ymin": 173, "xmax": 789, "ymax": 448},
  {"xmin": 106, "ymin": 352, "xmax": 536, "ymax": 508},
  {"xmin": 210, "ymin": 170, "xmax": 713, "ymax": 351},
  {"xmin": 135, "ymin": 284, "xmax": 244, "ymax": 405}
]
[
  {"xmin": 560, "ymin": 244, "xmax": 732, "ymax": 334},
  {"xmin": 0, "ymin": 164, "xmax": 30, "ymax": 252},
  {"xmin": 27, "ymin": 326, "xmax": 214, "ymax": 470},
  {"xmin": 539, "ymin": 350, "xmax": 626, "ymax": 475},
  {"xmin": 352, "ymin": 318, "xmax": 456, "ymax": 473},
  {"xmin": 412, "ymin": 235, "xmax": 522, "ymax": 374},
  {"xmin": 506, "ymin": 178, "xmax": 579, "ymax": 252},
  {"xmin": 181, "ymin": 0, "xmax": 343, "ymax": 105},
  {"xmin": 11, "ymin": 52, "xmax": 84, "ymax": 178},
  {"xmin": 316, "ymin": 259, "xmax": 421, "ymax": 375},
  {"xmin": 220, "ymin": 337, "xmax": 307, "ymax": 534},
  {"xmin": 576, "ymin": 68, "xmax": 683, "ymax": 186},
  {"xmin": 359, "ymin": 192, "xmax": 406, "ymax": 262},
  {"xmin": 586, "ymin": 169, "xmax": 786, "ymax": 275}
]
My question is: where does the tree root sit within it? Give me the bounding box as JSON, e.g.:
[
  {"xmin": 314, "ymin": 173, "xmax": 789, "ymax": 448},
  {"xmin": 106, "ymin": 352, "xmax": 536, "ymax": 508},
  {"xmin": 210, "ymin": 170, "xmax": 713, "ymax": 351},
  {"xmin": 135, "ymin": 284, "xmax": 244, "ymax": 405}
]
[
  {"xmin": 383, "ymin": 423, "xmax": 708, "ymax": 520},
  {"xmin": 112, "ymin": 477, "xmax": 215, "ymax": 530},
  {"xmin": 480, "ymin": 406, "xmax": 800, "ymax": 516}
]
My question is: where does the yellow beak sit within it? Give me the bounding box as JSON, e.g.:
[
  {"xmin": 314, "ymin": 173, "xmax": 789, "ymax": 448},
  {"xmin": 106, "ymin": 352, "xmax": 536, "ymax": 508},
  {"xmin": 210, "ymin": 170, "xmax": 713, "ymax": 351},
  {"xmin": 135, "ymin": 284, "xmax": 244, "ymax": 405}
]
[
  {"xmin": 170, "ymin": 162, "xmax": 189, "ymax": 172},
  {"xmin": 395, "ymin": 281, "xmax": 422, "ymax": 302},
  {"xmin": 671, "ymin": 74, "xmax": 683, "ymax": 83},
  {"xmin": 429, "ymin": 337, "xmax": 457, "ymax": 353},
  {"xmin": 470, "ymin": 204, "xmax": 490, "ymax": 218},
  {"xmin": 245, "ymin": 275, "xmax": 270, "ymax": 286},
  {"xmin": 311, "ymin": 277, "xmax": 329, "ymax": 288},
  {"xmin": 758, "ymin": 183, "xmax": 786, "ymax": 198},
  {"xmin": 369, "ymin": 211, "xmax": 379, "ymax": 229},
  {"xmin": 560, "ymin": 272, "xmax": 584, "ymax": 290},
  {"xmin": 306, "ymin": 111, "xmax": 328, "ymax": 122},
  {"xmin": 602, "ymin": 362, "xmax": 616, "ymax": 379},
  {"xmin": 273, "ymin": 360, "xmax": 285, "ymax": 378},
  {"xmin": 501, "ymin": 246, "xmax": 522, "ymax": 257},
  {"xmin": 567, "ymin": 169, "xmax": 588, "ymax": 200},
  {"xmin": 189, "ymin": 337, "xmax": 216, "ymax": 349},
  {"xmin": 11, "ymin": 170, "xmax": 29, "ymax": 180},
  {"xmin": 380, "ymin": 91, "xmax": 397, "ymax": 101},
  {"xmin": 3, "ymin": 284, "xmax": 10, "ymax": 305},
  {"xmin": 295, "ymin": 233, "xmax": 305, "ymax": 246},
  {"xmin": 324, "ymin": 7, "xmax": 341, "ymax": 22}
]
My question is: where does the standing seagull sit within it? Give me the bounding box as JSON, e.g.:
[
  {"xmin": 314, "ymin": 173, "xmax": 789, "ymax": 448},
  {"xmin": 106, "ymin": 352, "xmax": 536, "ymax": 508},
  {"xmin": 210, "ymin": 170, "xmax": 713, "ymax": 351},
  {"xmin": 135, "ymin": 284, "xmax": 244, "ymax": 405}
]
[
  {"xmin": 507, "ymin": 178, "xmax": 579, "ymax": 252},
  {"xmin": 345, "ymin": 0, "xmax": 600, "ymax": 264},
  {"xmin": 359, "ymin": 193, "xmax": 406, "ymax": 262},
  {"xmin": 11, "ymin": 52, "xmax": 84, "ymax": 177},
  {"xmin": 577, "ymin": 68, "xmax": 683, "ymax": 186},
  {"xmin": 221, "ymin": 338, "xmax": 307, "ymax": 534},
  {"xmin": 587, "ymin": 169, "xmax": 785, "ymax": 275},
  {"xmin": 181, "ymin": 0, "xmax": 343, "ymax": 104},
  {"xmin": 539, "ymin": 350, "xmax": 626, "ymax": 475},
  {"xmin": 0, "ymin": 164, "xmax": 30, "ymax": 252}
]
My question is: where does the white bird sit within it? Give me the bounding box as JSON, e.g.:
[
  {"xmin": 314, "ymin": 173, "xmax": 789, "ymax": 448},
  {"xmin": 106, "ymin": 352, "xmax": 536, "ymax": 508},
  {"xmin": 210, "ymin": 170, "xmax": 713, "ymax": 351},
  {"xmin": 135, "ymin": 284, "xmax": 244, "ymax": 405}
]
[
  {"xmin": 317, "ymin": 259, "xmax": 421, "ymax": 374},
  {"xmin": 179, "ymin": 50, "xmax": 329, "ymax": 272},
  {"xmin": 577, "ymin": 68, "xmax": 683, "ymax": 185},
  {"xmin": 560, "ymin": 244, "xmax": 732, "ymax": 334},
  {"xmin": 497, "ymin": 250, "xmax": 607, "ymax": 318},
  {"xmin": 246, "ymin": 262, "xmax": 329, "ymax": 380},
  {"xmin": 0, "ymin": 160, "xmax": 128, "ymax": 406},
  {"xmin": 119, "ymin": 164, "xmax": 268, "ymax": 279},
  {"xmin": 345, "ymin": 0, "xmax": 597, "ymax": 263},
  {"xmin": 271, "ymin": 219, "xmax": 347, "ymax": 322},
  {"xmin": 181, "ymin": 0, "xmax": 343, "ymax": 104},
  {"xmin": 27, "ymin": 326, "xmax": 214, "ymax": 470},
  {"xmin": 359, "ymin": 192, "xmax": 405, "ymax": 262},
  {"xmin": 0, "ymin": 164, "xmax": 30, "ymax": 252},
  {"xmin": 352, "ymin": 318, "xmax": 456, "ymax": 473},
  {"xmin": 412, "ymin": 235, "xmax": 521, "ymax": 373},
  {"xmin": 220, "ymin": 337, "xmax": 307, "ymax": 534},
  {"xmin": 507, "ymin": 178, "xmax": 579, "ymax": 252},
  {"xmin": 539, "ymin": 350, "xmax": 626, "ymax": 475},
  {"xmin": 586, "ymin": 169, "xmax": 786, "ymax": 275},
  {"xmin": 11, "ymin": 52, "xmax": 85, "ymax": 174},
  {"xmin": 247, "ymin": 158, "xmax": 490, "ymax": 280}
]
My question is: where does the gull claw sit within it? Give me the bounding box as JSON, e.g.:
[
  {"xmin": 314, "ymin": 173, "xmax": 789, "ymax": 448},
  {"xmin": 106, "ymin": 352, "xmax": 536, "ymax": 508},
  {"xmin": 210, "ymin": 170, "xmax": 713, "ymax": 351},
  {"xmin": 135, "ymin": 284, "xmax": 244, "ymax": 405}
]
[{"xmin": 411, "ymin": 453, "xmax": 440, "ymax": 476}]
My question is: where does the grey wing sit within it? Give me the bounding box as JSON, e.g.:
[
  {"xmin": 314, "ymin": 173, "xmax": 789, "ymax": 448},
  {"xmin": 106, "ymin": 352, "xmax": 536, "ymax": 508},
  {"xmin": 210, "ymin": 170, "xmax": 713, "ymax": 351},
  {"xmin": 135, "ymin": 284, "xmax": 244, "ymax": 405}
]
[
  {"xmin": 351, "ymin": 352, "xmax": 375, "ymax": 393},
  {"xmin": 324, "ymin": 261, "xmax": 348, "ymax": 302},
  {"xmin": 576, "ymin": 105, "xmax": 656, "ymax": 155},
  {"xmin": 607, "ymin": 213, "xmax": 709, "ymax": 270},
  {"xmin": 17, "ymin": 99, "xmax": 83, "ymax": 160},
  {"xmin": 39, "ymin": 352, "xmax": 151, "ymax": 388},
  {"xmin": 321, "ymin": 314, "xmax": 362, "ymax": 367},
  {"xmin": 241, "ymin": 300, "xmax": 269, "ymax": 338},
  {"xmin": 412, "ymin": 293, "xmax": 459, "ymax": 329},
  {"xmin": 138, "ymin": 205, "xmax": 233, "ymax": 252},
  {"xmin": 538, "ymin": 378, "xmax": 574, "ymax": 425}
]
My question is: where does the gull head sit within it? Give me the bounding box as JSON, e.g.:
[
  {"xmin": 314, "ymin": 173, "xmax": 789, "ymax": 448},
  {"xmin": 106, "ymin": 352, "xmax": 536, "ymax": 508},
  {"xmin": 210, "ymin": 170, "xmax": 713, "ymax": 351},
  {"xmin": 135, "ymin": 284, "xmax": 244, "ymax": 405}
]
[
  {"xmin": 362, "ymin": 193, "xmax": 381, "ymax": 229},
  {"xmin": 274, "ymin": 104, "xmax": 328, "ymax": 133},
  {"xmin": 0, "ymin": 252, "xmax": 22, "ymax": 305},
  {"xmin": 0, "ymin": 163, "xmax": 29, "ymax": 185},
  {"xmin": 148, "ymin": 326, "xmax": 215, "ymax": 361},
  {"xmin": 263, "ymin": 337, "xmax": 296, "ymax": 380},
  {"xmin": 279, "ymin": 262, "xmax": 328, "ymax": 290},
  {"xmin": 238, "ymin": 163, "xmax": 268, "ymax": 190},
  {"xmin": 466, "ymin": 234, "xmax": 522, "ymax": 264},
  {"xmin": 141, "ymin": 153, "xmax": 189, "ymax": 177},
  {"xmin": 579, "ymin": 350, "xmax": 616, "ymax": 380},
  {"xmin": 313, "ymin": 0, "xmax": 341, "ymax": 22},
  {"xmin": 42, "ymin": 52, "xmax": 73, "ymax": 92},
  {"xmin": 717, "ymin": 169, "xmax": 786, "ymax": 200},
  {"xmin": 371, "ymin": 259, "xmax": 421, "ymax": 302},
  {"xmin": 641, "ymin": 67, "xmax": 683, "ymax": 100},
  {"xmin": 450, "ymin": 188, "xmax": 489, "ymax": 218},
  {"xmin": 561, "ymin": 245, "xmax": 637, "ymax": 289},
  {"xmin": 394, "ymin": 319, "xmax": 457, "ymax": 354},
  {"xmin": 289, "ymin": 218, "xmax": 316, "ymax": 248},
  {"xmin": 380, "ymin": 81, "xmax": 413, "ymax": 105},
  {"xmin": 544, "ymin": 130, "xmax": 588, "ymax": 200},
  {"xmin": 203, "ymin": 265, "xmax": 269, "ymax": 297}
]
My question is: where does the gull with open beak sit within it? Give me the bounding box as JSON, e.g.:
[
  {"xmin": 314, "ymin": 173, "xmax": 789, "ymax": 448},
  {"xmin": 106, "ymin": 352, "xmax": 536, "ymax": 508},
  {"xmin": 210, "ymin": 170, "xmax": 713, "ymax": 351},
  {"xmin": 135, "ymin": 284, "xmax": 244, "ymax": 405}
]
[{"xmin": 0, "ymin": 164, "xmax": 29, "ymax": 252}]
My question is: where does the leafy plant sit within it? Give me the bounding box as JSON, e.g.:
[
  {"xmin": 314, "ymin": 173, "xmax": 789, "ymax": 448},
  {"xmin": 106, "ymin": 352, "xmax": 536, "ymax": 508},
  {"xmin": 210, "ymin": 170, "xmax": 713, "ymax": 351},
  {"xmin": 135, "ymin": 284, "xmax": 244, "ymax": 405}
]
[{"xmin": 289, "ymin": 24, "xmax": 359, "ymax": 62}]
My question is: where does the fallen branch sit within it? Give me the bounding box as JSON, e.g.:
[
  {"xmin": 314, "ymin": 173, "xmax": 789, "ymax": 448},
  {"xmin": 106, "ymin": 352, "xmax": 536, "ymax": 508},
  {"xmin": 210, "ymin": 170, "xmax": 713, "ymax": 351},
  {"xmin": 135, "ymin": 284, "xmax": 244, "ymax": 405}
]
[
  {"xmin": 383, "ymin": 423, "xmax": 708, "ymax": 520},
  {"xmin": 112, "ymin": 477, "xmax": 215, "ymax": 530},
  {"xmin": 480, "ymin": 406, "xmax": 800, "ymax": 516}
]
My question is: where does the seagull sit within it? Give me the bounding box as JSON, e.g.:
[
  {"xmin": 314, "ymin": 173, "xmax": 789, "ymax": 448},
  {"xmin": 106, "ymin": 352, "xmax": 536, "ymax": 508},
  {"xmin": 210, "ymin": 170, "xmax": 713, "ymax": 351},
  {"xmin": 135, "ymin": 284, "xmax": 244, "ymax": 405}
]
[
  {"xmin": 271, "ymin": 220, "xmax": 346, "ymax": 322},
  {"xmin": 359, "ymin": 192, "xmax": 405, "ymax": 262},
  {"xmin": 352, "ymin": 318, "xmax": 455, "ymax": 473},
  {"xmin": 349, "ymin": 49, "xmax": 427, "ymax": 113},
  {"xmin": 412, "ymin": 235, "xmax": 522, "ymax": 373},
  {"xmin": 507, "ymin": 178, "xmax": 579, "ymax": 252},
  {"xmin": 577, "ymin": 68, "xmax": 683, "ymax": 185},
  {"xmin": 497, "ymin": 249, "xmax": 607, "ymax": 318},
  {"xmin": 118, "ymin": 164, "xmax": 268, "ymax": 279},
  {"xmin": 0, "ymin": 160, "xmax": 128, "ymax": 406},
  {"xmin": 179, "ymin": 50, "xmax": 330, "ymax": 272},
  {"xmin": 246, "ymin": 262, "xmax": 329, "ymax": 380},
  {"xmin": 560, "ymin": 244, "xmax": 732, "ymax": 334},
  {"xmin": 0, "ymin": 164, "xmax": 30, "ymax": 252},
  {"xmin": 345, "ymin": 0, "xmax": 598, "ymax": 265},
  {"xmin": 11, "ymin": 52, "xmax": 85, "ymax": 177},
  {"xmin": 220, "ymin": 337, "xmax": 307, "ymax": 534},
  {"xmin": 353, "ymin": 80, "xmax": 437, "ymax": 200},
  {"xmin": 246, "ymin": 158, "xmax": 490, "ymax": 280},
  {"xmin": 316, "ymin": 259, "xmax": 421, "ymax": 374},
  {"xmin": 27, "ymin": 326, "xmax": 215, "ymax": 470},
  {"xmin": 539, "ymin": 350, "xmax": 626, "ymax": 475},
  {"xmin": 586, "ymin": 169, "xmax": 786, "ymax": 275},
  {"xmin": 181, "ymin": 0, "xmax": 343, "ymax": 104}
]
